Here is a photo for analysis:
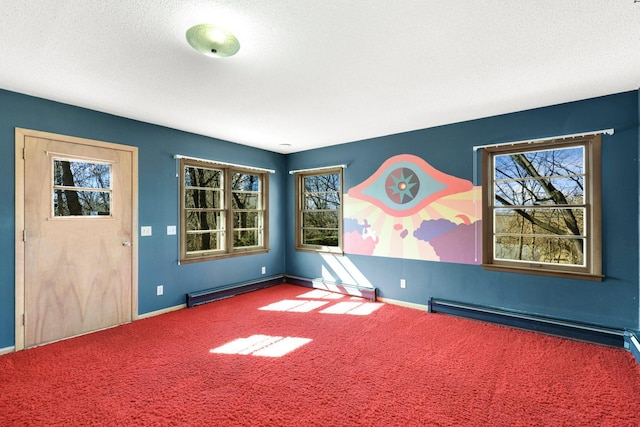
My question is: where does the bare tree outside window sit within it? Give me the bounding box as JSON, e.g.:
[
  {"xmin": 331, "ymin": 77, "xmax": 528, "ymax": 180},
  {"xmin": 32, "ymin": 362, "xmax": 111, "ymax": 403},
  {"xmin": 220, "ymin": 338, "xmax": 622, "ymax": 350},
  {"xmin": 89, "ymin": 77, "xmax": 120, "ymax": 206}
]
[
  {"xmin": 184, "ymin": 166, "xmax": 223, "ymax": 253},
  {"xmin": 493, "ymin": 146, "xmax": 585, "ymax": 265},
  {"xmin": 53, "ymin": 159, "xmax": 111, "ymax": 216},
  {"xmin": 482, "ymin": 135, "xmax": 602, "ymax": 279},
  {"xmin": 232, "ymin": 172, "xmax": 263, "ymax": 248},
  {"xmin": 179, "ymin": 159, "xmax": 268, "ymax": 262},
  {"xmin": 296, "ymin": 169, "xmax": 342, "ymax": 252}
]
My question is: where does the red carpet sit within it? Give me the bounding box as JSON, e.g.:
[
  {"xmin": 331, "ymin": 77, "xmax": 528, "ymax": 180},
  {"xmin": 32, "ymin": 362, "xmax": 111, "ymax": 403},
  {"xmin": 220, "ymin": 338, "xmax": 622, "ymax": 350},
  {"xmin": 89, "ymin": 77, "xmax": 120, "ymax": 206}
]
[{"xmin": 1, "ymin": 284, "xmax": 639, "ymax": 426}]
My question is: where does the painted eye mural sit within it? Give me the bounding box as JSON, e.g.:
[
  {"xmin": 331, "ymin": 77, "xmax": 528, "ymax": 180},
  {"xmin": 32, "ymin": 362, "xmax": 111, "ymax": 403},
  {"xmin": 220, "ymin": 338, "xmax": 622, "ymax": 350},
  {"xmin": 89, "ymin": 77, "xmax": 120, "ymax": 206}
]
[
  {"xmin": 344, "ymin": 154, "xmax": 482, "ymax": 265},
  {"xmin": 386, "ymin": 168, "xmax": 419, "ymax": 205},
  {"xmin": 348, "ymin": 154, "xmax": 473, "ymax": 216}
]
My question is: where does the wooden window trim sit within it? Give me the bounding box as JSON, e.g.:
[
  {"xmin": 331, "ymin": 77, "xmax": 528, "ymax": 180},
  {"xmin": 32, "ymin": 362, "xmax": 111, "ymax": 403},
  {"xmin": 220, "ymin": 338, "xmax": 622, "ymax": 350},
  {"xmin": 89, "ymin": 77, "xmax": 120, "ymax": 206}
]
[
  {"xmin": 481, "ymin": 135, "xmax": 602, "ymax": 281},
  {"xmin": 295, "ymin": 168, "xmax": 343, "ymax": 254},
  {"xmin": 179, "ymin": 158, "xmax": 269, "ymax": 263}
]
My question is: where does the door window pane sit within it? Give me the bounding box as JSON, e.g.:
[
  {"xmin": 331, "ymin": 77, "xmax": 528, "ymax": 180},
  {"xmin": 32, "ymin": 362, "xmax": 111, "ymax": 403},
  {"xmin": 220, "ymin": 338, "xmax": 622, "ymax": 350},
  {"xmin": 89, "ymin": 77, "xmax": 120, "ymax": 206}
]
[
  {"xmin": 54, "ymin": 191, "xmax": 111, "ymax": 216},
  {"xmin": 52, "ymin": 160, "xmax": 111, "ymax": 217}
]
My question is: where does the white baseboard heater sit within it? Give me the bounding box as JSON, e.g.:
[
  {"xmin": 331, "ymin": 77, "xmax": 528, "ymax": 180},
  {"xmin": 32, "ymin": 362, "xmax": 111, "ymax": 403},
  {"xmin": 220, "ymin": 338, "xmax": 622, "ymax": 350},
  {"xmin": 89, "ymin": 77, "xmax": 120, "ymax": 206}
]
[
  {"xmin": 186, "ymin": 275, "xmax": 285, "ymax": 308},
  {"xmin": 428, "ymin": 298, "xmax": 625, "ymax": 348}
]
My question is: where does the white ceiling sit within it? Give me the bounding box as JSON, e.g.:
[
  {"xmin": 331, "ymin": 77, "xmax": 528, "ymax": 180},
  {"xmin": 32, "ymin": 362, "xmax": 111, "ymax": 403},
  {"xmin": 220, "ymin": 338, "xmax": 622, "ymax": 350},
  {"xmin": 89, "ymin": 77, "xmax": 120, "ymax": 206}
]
[{"xmin": 1, "ymin": 1, "xmax": 639, "ymax": 154}]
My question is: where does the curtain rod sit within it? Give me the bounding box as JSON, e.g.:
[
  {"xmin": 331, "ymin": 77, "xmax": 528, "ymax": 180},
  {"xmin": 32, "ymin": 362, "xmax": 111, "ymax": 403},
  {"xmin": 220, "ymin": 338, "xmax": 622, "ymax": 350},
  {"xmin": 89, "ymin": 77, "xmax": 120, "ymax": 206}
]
[
  {"xmin": 288, "ymin": 164, "xmax": 348, "ymax": 175},
  {"xmin": 472, "ymin": 128, "xmax": 614, "ymax": 152},
  {"xmin": 173, "ymin": 154, "xmax": 275, "ymax": 174}
]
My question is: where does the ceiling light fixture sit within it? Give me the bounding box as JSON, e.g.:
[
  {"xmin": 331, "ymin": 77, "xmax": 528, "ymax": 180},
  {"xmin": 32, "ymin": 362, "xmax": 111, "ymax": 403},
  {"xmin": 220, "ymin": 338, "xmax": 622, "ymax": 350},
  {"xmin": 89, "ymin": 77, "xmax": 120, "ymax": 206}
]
[{"xmin": 186, "ymin": 24, "xmax": 240, "ymax": 58}]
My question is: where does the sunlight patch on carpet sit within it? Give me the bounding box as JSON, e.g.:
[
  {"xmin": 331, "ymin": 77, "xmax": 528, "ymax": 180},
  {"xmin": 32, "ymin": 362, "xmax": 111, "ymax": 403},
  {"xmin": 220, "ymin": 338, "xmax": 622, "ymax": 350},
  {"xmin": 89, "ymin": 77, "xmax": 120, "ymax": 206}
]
[
  {"xmin": 211, "ymin": 335, "xmax": 312, "ymax": 358},
  {"xmin": 296, "ymin": 289, "xmax": 345, "ymax": 300},
  {"xmin": 259, "ymin": 299, "xmax": 330, "ymax": 312},
  {"xmin": 259, "ymin": 298, "xmax": 383, "ymax": 315},
  {"xmin": 320, "ymin": 301, "xmax": 384, "ymax": 315}
]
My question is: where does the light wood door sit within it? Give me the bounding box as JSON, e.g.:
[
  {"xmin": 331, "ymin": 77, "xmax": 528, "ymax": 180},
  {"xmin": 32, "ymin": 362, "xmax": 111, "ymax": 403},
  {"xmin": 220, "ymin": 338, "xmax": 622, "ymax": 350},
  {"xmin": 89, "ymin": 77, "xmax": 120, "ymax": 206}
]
[{"xmin": 22, "ymin": 135, "xmax": 134, "ymax": 348}]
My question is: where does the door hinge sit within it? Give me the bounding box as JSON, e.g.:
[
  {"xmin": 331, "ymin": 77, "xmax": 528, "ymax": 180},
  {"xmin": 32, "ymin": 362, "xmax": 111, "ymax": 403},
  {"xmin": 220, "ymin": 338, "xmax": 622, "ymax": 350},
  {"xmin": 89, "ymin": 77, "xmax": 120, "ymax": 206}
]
[
  {"xmin": 23, "ymin": 147, "xmax": 26, "ymax": 160},
  {"xmin": 22, "ymin": 314, "xmax": 25, "ymax": 326},
  {"xmin": 23, "ymin": 230, "xmax": 27, "ymax": 242}
]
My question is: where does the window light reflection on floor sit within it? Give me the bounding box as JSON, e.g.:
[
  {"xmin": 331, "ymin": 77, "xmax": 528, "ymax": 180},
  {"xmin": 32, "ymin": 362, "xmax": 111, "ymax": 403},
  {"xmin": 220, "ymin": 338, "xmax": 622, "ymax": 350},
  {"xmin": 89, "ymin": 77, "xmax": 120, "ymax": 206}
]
[
  {"xmin": 210, "ymin": 335, "xmax": 312, "ymax": 358},
  {"xmin": 259, "ymin": 297, "xmax": 384, "ymax": 316},
  {"xmin": 296, "ymin": 289, "xmax": 344, "ymax": 300},
  {"xmin": 319, "ymin": 301, "xmax": 383, "ymax": 315},
  {"xmin": 259, "ymin": 299, "xmax": 330, "ymax": 312}
]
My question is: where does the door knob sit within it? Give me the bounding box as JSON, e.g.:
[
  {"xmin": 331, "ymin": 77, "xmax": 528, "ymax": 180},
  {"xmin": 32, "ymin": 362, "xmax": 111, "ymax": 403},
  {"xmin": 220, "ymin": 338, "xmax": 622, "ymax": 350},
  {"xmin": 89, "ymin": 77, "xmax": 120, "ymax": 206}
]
[{"xmin": 122, "ymin": 240, "xmax": 131, "ymax": 247}]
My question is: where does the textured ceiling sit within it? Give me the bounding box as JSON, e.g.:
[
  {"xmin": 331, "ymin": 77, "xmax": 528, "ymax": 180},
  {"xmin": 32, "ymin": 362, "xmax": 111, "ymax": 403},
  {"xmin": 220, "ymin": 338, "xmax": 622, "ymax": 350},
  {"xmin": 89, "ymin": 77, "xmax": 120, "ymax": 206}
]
[{"xmin": 1, "ymin": 1, "xmax": 639, "ymax": 153}]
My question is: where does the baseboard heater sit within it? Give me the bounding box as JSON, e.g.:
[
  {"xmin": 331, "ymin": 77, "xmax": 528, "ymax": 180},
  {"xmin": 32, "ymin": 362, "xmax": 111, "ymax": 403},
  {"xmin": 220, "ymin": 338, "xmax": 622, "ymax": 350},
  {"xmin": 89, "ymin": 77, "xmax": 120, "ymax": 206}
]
[
  {"xmin": 428, "ymin": 298, "xmax": 625, "ymax": 348},
  {"xmin": 186, "ymin": 275, "xmax": 285, "ymax": 308},
  {"xmin": 284, "ymin": 275, "xmax": 377, "ymax": 302},
  {"xmin": 625, "ymin": 331, "xmax": 640, "ymax": 365}
]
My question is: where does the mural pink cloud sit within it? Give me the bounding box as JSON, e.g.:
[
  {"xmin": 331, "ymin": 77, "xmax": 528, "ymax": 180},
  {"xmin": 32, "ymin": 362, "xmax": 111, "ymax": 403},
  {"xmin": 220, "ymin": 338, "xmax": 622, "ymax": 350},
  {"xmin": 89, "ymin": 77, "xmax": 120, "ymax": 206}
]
[{"xmin": 344, "ymin": 154, "xmax": 482, "ymax": 264}]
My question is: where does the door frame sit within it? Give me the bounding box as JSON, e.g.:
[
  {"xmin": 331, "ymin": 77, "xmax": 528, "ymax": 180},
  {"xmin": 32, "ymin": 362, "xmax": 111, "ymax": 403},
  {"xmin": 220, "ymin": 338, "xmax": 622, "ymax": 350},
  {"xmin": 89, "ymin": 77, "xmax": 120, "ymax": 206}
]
[{"xmin": 14, "ymin": 128, "xmax": 139, "ymax": 351}]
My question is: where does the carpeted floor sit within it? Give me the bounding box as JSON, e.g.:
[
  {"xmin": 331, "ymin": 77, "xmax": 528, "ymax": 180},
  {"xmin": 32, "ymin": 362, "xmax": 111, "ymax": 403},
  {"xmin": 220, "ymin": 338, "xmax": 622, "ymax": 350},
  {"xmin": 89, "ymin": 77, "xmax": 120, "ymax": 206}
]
[{"xmin": 1, "ymin": 284, "xmax": 639, "ymax": 426}]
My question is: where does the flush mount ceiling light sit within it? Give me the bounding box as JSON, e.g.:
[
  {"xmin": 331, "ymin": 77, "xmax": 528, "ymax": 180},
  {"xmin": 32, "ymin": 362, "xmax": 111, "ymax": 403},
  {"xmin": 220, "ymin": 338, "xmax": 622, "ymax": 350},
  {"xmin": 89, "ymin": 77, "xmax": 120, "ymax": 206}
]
[{"xmin": 186, "ymin": 24, "xmax": 240, "ymax": 58}]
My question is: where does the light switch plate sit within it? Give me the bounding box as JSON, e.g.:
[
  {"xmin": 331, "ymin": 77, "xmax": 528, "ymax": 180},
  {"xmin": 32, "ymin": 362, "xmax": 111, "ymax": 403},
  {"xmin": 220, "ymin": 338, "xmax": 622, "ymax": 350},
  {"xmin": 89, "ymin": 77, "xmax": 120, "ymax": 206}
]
[
  {"xmin": 140, "ymin": 226, "xmax": 152, "ymax": 236},
  {"xmin": 167, "ymin": 225, "xmax": 176, "ymax": 235}
]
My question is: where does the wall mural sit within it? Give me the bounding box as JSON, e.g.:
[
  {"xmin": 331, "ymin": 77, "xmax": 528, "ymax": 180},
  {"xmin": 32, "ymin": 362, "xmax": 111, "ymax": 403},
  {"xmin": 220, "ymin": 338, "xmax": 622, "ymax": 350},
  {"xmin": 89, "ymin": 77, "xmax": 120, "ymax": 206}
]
[{"xmin": 344, "ymin": 154, "xmax": 482, "ymax": 264}]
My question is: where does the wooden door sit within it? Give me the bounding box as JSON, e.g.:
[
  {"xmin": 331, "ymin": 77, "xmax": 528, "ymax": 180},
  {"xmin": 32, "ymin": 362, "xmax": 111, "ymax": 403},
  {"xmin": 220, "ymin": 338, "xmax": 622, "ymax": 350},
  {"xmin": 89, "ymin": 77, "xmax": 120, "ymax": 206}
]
[{"xmin": 19, "ymin": 131, "xmax": 136, "ymax": 348}]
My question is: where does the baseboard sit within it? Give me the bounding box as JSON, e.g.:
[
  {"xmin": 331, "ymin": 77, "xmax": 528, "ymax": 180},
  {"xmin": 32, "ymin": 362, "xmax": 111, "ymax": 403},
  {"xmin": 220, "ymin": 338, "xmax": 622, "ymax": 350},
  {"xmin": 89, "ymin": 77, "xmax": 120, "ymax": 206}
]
[
  {"xmin": 377, "ymin": 296, "xmax": 428, "ymax": 311},
  {"xmin": 0, "ymin": 346, "xmax": 15, "ymax": 356},
  {"xmin": 138, "ymin": 304, "xmax": 186, "ymax": 320},
  {"xmin": 284, "ymin": 275, "xmax": 377, "ymax": 301},
  {"xmin": 429, "ymin": 298, "xmax": 625, "ymax": 348},
  {"xmin": 187, "ymin": 275, "xmax": 285, "ymax": 308}
]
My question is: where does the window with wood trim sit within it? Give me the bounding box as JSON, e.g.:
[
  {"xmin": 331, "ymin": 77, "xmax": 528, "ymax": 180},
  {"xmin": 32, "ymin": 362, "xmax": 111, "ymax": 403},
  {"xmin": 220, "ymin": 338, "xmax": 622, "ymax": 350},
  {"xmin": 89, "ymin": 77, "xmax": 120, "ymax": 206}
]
[
  {"xmin": 482, "ymin": 135, "xmax": 602, "ymax": 280},
  {"xmin": 180, "ymin": 158, "xmax": 268, "ymax": 262},
  {"xmin": 295, "ymin": 169, "xmax": 343, "ymax": 253}
]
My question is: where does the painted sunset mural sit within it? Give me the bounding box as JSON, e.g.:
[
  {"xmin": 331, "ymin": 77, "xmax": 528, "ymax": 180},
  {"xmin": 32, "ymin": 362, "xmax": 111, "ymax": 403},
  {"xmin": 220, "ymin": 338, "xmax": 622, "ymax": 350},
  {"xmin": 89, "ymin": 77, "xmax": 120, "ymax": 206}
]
[{"xmin": 344, "ymin": 154, "xmax": 482, "ymax": 264}]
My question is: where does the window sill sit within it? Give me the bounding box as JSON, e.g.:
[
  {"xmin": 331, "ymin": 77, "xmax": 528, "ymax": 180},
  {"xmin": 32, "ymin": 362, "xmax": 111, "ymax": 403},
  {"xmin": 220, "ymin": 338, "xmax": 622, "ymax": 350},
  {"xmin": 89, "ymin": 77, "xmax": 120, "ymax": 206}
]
[
  {"xmin": 180, "ymin": 248, "xmax": 269, "ymax": 264},
  {"xmin": 482, "ymin": 264, "xmax": 604, "ymax": 282}
]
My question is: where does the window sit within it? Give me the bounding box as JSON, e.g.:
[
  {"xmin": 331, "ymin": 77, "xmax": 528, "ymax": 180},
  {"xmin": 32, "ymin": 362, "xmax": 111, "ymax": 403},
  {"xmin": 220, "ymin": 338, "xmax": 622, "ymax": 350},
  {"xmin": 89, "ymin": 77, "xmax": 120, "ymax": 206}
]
[
  {"xmin": 53, "ymin": 159, "xmax": 112, "ymax": 217},
  {"xmin": 295, "ymin": 169, "xmax": 343, "ymax": 253},
  {"xmin": 482, "ymin": 135, "xmax": 602, "ymax": 280},
  {"xmin": 180, "ymin": 158, "xmax": 268, "ymax": 262}
]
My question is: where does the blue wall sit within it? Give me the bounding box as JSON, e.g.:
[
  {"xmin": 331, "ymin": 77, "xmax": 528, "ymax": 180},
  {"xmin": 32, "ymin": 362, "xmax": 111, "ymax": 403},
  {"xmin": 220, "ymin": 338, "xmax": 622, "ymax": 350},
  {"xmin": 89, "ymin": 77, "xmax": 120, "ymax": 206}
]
[
  {"xmin": 0, "ymin": 89, "xmax": 286, "ymax": 349},
  {"xmin": 285, "ymin": 91, "xmax": 640, "ymax": 331},
  {"xmin": 1, "ymin": 88, "xmax": 638, "ymax": 350}
]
